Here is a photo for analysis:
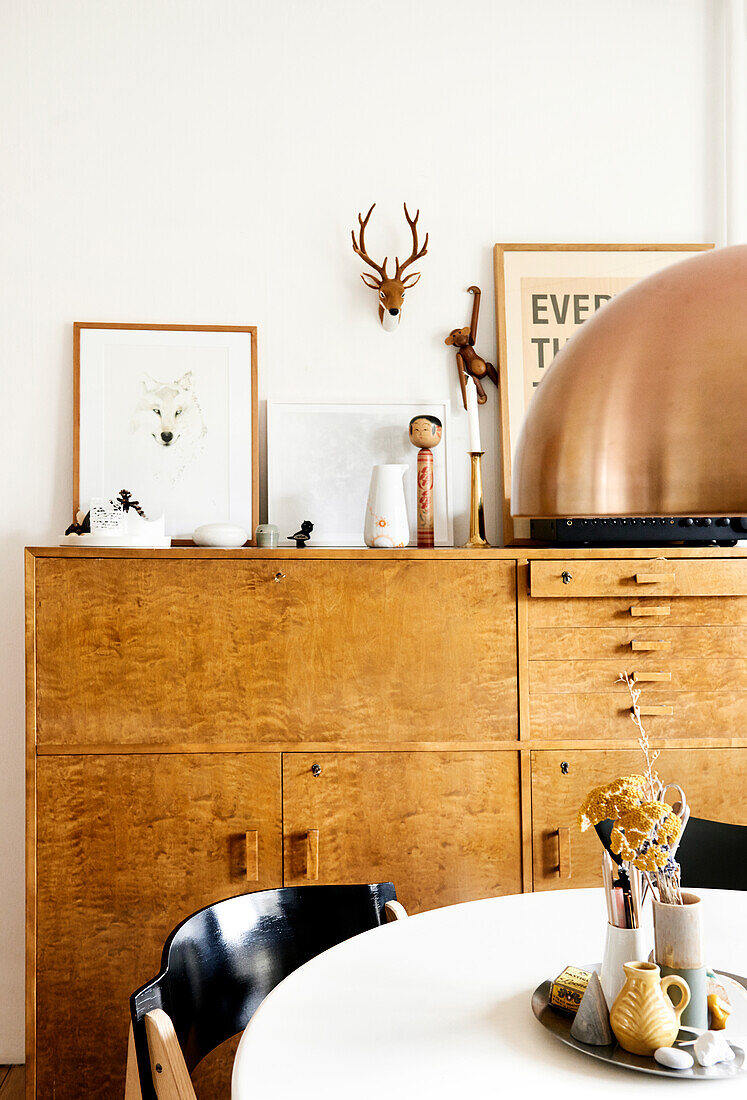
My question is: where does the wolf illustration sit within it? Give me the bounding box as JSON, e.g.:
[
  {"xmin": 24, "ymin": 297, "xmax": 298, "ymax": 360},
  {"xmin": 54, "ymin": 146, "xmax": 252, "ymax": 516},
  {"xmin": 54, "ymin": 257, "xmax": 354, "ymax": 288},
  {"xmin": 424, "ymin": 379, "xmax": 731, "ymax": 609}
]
[{"xmin": 130, "ymin": 371, "xmax": 207, "ymax": 483}]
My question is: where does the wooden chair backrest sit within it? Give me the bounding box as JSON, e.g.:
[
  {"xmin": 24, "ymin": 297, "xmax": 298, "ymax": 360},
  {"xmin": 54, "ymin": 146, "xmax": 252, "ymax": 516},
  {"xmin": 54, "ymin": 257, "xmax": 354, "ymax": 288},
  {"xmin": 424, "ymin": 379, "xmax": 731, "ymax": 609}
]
[
  {"xmin": 130, "ymin": 883, "xmax": 398, "ymax": 1098},
  {"xmin": 677, "ymin": 817, "xmax": 747, "ymax": 891}
]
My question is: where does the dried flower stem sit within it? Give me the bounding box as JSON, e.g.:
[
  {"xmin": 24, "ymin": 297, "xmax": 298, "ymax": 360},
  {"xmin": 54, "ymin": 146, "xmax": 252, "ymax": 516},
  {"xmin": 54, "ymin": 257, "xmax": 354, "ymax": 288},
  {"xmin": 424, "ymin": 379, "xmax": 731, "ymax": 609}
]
[
  {"xmin": 618, "ymin": 671, "xmax": 682, "ymax": 905},
  {"xmin": 619, "ymin": 672, "xmax": 662, "ymax": 802}
]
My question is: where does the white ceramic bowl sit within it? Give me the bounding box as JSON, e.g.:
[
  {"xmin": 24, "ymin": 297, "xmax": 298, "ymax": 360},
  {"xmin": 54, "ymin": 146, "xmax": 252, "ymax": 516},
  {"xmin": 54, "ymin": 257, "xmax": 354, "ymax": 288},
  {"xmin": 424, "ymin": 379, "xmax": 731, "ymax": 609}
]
[{"xmin": 192, "ymin": 523, "xmax": 248, "ymax": 548}]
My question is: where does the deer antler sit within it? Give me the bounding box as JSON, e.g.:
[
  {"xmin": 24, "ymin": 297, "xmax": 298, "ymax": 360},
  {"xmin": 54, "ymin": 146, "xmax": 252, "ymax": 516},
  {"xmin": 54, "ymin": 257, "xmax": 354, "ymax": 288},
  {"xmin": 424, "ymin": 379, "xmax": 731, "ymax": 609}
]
[
  {"xmin": 351, "ymin": 203, "xmax": 388, "ymax": 284},
  {"xmin": 395, "ymin": 203, "xmax": 429, "ymax": 284}
]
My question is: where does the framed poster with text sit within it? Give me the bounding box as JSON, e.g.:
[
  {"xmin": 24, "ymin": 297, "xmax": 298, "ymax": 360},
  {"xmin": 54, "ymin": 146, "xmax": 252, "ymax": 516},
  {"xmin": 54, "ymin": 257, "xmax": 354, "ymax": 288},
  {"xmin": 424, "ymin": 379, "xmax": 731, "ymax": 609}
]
[{"xmin": 493, "ymin": 244, "xmax": 713, "ymax": 544}]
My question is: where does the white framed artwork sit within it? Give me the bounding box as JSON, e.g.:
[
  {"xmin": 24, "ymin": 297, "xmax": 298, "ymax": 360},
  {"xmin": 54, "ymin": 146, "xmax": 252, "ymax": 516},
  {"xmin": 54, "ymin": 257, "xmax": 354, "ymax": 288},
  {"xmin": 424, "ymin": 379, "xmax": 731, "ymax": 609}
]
[
  {"xmin": 74, "ymin": 323, "xmax": 258, "ymax": 540},
  {"xmin": 268, "ymin": 401, "xmax": 453, "ymax": 547}
]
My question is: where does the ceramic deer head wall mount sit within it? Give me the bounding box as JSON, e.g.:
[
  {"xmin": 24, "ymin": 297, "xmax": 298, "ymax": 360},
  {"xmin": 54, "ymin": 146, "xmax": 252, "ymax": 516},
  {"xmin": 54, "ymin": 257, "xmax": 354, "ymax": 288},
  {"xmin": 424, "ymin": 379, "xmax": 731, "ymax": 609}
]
[{"xmin": 351, "ymin": 203, "xmax": 428, "ymax": 331}]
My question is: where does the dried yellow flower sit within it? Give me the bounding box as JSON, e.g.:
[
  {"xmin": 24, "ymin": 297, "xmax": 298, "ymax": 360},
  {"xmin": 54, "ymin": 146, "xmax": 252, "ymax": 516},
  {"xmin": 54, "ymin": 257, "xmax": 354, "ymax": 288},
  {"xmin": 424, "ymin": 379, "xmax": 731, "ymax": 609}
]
[
  {"xmin": 577, "ymin": 775, "xmax": 649, "ymax": 832},
  {"xmin": 610, "ymin": 800, "xmax": 682, "ymax": 872}
]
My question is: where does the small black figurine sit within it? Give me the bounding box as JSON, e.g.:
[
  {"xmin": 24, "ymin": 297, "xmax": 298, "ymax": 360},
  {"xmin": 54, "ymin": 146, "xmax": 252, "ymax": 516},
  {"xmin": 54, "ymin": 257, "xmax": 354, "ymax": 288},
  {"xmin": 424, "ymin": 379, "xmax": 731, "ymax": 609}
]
[
  {"xmin": 65, "ymin": 511, "xmax": 91, "ymax": 536},
  {"xmin": 288, "ymin": 520, "xmax": 314, "ymax": 548}
]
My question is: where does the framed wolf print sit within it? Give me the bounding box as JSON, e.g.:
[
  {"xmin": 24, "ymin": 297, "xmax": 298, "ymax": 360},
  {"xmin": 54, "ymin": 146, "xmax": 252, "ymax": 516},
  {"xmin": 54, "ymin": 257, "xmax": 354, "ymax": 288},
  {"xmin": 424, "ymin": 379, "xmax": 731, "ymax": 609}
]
[
  {"xmin": 493, "ymin": 244, "xmax": 713, "ymax": 544},
  {"xmin": 74, "ymin": 323, "xmax": 258, "ymax": 541}
]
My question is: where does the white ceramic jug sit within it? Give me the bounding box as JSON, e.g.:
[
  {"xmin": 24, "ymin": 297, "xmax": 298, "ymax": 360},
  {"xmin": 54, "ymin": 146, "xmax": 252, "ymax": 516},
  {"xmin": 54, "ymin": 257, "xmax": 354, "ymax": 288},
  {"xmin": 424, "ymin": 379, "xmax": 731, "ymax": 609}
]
[{"xmin": 364, "ymin": 464, "xmax": 409, "ymax": 547}]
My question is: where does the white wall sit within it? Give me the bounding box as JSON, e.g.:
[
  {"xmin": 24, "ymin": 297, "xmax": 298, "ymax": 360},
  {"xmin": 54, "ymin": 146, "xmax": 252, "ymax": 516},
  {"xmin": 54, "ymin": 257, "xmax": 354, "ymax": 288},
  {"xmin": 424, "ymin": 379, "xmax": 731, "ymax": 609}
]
[{"xmin": 0, "ymin": 0, "xmax": 724, "ymax": 1060}]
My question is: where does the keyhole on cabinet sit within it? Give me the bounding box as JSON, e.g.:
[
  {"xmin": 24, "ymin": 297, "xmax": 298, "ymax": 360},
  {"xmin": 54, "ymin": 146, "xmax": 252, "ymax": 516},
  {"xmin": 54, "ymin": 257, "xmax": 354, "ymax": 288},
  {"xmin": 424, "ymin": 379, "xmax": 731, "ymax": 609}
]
[
  {"xmin": 274, "ymin": 571, "xmax": 286, "ymax": 582},
  {"xmin": 311, "ymin": 764, "xmax": 322, "ymax": 777},
  {"xmin": 560, "ymin": 761, "xmax": 569, "ymax": 775},
  {"xmin": 561, "ymin": 571, "xmax": 572, "ymax": 584}
]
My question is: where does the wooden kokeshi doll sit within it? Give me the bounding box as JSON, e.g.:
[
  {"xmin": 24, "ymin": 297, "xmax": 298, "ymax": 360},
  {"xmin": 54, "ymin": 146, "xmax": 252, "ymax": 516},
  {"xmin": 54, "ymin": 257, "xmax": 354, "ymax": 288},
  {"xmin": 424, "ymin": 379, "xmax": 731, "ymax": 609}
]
[{"xmin": 408, "ymin": 415, "xmax": 443, "ymax": 548}]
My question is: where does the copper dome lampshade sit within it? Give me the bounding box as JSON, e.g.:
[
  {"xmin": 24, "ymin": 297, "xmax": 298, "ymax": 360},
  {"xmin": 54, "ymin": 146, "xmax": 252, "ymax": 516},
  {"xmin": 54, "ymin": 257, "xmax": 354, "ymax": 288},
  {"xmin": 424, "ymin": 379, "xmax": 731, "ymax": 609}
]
[{"xmin": 511, "ymin": 245, "xmax": 747, "ymax": 518}]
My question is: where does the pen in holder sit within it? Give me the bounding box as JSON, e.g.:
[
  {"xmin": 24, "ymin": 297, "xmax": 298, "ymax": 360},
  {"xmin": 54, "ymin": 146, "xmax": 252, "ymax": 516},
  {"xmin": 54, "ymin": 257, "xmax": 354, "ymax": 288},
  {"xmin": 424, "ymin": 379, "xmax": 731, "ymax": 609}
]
[
  {"xmin": 462, "ymin": 451, "xmax": 491, "ymax": 548},
  {"xmin": 600, "ymin": 851, "xmax": 647, "ymax": 1008}
]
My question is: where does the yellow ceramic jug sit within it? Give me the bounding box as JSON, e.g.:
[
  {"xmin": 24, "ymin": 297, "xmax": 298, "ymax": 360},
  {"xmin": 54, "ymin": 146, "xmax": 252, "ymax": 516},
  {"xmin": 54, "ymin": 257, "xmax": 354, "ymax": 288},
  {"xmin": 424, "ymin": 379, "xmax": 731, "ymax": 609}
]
[{"xmin": 610, "ymin": 961, "xmax": 690, "ymax": 1056}]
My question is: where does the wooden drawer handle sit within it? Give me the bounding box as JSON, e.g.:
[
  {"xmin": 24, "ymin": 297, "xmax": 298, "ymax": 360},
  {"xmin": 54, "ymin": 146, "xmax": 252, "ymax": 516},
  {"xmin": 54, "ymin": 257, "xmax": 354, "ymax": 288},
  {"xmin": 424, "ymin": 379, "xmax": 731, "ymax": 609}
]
[
  {"xmin": 630, "ymin": 605, "xmax": 670, "ymax": 617},
  {"xmin": 635, "ymin": 572, "xmax": 675, "ymax": 584},
  {"xmin": 305, "ymin": 829, "xmax": 319, "ymax": 881},
  {"xmin": 632, "ymin": 671, "xmax": 671, "ymax": 682},
  {"xmin": 245, "ymin": 830, "xmax": 259, "ymax": 881},
  {"xmin": 634, "ymin": 704, "xmax": 673, "ymax": 716},
  {"xmin": 554, "ymin": 826, "xmax": 571, "ymax": 879},
  {"xmin": 631, "ymin": 639, "xmax": 671, "ymax": 651}
]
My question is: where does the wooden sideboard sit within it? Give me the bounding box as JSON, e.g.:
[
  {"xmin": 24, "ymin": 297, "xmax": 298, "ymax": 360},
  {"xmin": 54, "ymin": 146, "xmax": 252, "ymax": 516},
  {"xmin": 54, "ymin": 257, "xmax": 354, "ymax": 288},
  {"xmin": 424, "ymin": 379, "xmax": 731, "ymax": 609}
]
[{"xmin": 25, "ymin": 546, "xmax": 747, "ymax": 1098}]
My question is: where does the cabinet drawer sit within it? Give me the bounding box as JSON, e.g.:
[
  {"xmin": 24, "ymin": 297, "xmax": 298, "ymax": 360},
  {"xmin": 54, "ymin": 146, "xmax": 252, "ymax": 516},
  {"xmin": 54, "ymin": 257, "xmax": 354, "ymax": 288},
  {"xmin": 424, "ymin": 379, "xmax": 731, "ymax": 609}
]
[
  {"xmin": 529, "ymin": 658, "xmax": 747, "ymax": 695},
  {"xmin": 529, "ymin": 595, "xmax": 747, "ymax": 628},
  {"xmin": 531, "ymin": 748, "xmax": 747, "ymax": 890},
  {"xmin": 529, "ymin": 691, "xmax": 746, "ymax": 740},
  {"xmin": 282, "ymin": 751, "xmax": 523, "ymax": 912},
  {"xmin": 530, "ymin": 559, "xmax": 747, "ymax": 598},
  {"xmin": 34, "ymin": 558, "xmax": 517, "ymax": 746},
  {"xmin": 529, "ymin": 626, "xmax": 747, "ymax": 660}
]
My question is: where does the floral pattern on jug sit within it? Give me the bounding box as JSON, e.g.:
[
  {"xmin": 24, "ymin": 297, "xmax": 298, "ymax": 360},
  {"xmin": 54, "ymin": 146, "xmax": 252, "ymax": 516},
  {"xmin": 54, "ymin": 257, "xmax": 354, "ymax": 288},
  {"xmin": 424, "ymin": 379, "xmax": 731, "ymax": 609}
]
[{"xmin": 610, "ymin": 961, "xmax": 690, "ymax": 1057}]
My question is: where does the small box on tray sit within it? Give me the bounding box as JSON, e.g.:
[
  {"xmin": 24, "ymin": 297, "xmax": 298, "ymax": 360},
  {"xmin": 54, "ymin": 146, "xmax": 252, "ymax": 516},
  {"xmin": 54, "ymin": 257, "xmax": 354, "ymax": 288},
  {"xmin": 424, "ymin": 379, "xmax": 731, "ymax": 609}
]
[{"xmin": 549, "ymin": 966, "xmax": 593, "ymax": 1014}]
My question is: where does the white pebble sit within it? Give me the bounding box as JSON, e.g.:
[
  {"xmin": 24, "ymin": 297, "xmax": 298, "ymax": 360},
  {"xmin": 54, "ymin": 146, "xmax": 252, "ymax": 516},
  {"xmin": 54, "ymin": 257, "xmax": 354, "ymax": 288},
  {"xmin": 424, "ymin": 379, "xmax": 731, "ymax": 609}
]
[
  {"xmin": 654, "ymin": 1047, "xmax": 694, "ymax": 1070},
  {"xmin": 694, "ymin": 1031, "xmax": 736, "ymax": 1067}
]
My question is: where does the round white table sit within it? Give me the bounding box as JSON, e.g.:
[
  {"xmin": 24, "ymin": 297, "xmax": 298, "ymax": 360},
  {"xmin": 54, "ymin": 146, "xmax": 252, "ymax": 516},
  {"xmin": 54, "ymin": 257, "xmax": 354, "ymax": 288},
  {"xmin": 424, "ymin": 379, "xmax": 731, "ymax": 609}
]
[{"xmin": 232, "ymin": 888, "xmax": 747, "ymax": 1098}]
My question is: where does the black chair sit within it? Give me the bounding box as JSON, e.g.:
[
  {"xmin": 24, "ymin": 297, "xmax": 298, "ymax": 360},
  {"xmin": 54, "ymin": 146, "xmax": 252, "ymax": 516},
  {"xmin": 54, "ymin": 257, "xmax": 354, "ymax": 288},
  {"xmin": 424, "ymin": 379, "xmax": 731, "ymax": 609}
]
[
  {"xmin": 677, "ymin": 817, "xmax": 747, "ymax": 891},
  {"xmin": 125, "ymin": 883, "xmax": 406, "ymax": 1099}
]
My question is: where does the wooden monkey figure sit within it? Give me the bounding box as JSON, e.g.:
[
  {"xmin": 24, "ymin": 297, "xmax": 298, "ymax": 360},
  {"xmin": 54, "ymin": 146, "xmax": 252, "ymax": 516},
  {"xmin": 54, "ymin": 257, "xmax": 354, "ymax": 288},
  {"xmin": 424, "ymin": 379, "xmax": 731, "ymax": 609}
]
[{"xmin": 445, "ymin": 286, "xmax": 499, "ymax": 408}]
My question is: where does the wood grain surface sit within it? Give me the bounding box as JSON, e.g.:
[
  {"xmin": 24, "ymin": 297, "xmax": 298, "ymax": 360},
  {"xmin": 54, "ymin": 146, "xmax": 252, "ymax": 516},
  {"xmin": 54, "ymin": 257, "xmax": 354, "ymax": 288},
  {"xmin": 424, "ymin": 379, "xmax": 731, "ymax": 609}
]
[
  {"xmin": 282, "ymin": 752, "xmax": 523, "ymax": 911},
  {"xmin": 529, "ymin": 559, "xmax": 747, "ymax": 598},
  {"xmin": 531, "ymin": 748, "xmax": 747, "ymax": 889},
  {"xmin": 529, "ymin": 626, "xmax": 747, "ymax": 660},
  {"xmin": 529, "ymin": 691, "xmax": 747, "ymax": 741},
  {"xmin": 27, "ymin": 546, "xmax": 747, "ymax": 560},
  {"xmin": 529, "ymin": 658, "xmax": 747, "ymax": 694},
  {"xmin": 34, "ymin": 558, "xmax": 518, "ymax": 747},
  {"xmin": 34, "ymin": 753, "xmax": 280, "ymax": 1099},
  {"xmin": 0, "ymin": 1067, "xmax": 24, "ymax": 1100},
  {"xmin": 529, "ymin": 595, "xmax": 747, "ymax": 627}
]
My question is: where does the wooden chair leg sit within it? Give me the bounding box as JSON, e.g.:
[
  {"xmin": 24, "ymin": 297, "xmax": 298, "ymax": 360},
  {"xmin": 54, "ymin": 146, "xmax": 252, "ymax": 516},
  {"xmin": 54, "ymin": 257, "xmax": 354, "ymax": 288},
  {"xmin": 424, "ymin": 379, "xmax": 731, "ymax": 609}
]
[
  {"xmin": 125, "ymin": 1022, "xmax": 144, "ymax": 1100},
  {"xmin": 385, "ymin": 900, "xmax": 408, "ymax": 922},
  {"xmin": 143, "ymin": 1009, "xmax": 197, "ymax": 1100}
]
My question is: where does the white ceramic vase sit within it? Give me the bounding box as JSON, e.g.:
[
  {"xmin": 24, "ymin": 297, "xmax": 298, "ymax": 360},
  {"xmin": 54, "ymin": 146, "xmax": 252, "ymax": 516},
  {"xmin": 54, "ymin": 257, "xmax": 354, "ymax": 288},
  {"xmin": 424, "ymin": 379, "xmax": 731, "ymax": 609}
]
[
  {"xmin": 364, "ymin": 464, "xmax": 409, "ymax": 548},
  {"xmin": 600, "ymin": 923, "xmax": 648, "ymax": 1009}
]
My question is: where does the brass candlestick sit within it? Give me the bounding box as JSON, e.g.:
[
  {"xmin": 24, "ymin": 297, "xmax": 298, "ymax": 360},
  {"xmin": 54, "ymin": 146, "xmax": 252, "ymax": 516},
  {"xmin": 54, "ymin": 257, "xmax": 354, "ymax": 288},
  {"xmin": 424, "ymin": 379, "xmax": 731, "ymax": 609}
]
[{"xmin": 462, "ymin": 451, "xmax": 491, "ymax": 548}]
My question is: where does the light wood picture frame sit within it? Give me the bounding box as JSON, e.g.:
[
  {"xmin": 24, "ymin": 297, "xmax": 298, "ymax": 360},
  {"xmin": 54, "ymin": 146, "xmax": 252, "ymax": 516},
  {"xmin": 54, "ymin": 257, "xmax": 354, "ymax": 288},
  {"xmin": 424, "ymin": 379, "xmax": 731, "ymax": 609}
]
[
  {"xmin": 493, "ymin": 244, "xmax": 713, "ymax": 545},
  {"xmin": 74, "ymin": 322, "xmax": 259, "ymax": 541}
]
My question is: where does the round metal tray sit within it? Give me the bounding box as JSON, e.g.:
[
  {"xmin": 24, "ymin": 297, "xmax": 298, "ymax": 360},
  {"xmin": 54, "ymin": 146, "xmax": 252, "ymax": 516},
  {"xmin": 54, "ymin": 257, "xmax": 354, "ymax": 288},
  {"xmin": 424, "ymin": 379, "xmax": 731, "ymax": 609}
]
[{"xmin": 532, "ymin": 968, "xmax": 747, "ymax": 1080}]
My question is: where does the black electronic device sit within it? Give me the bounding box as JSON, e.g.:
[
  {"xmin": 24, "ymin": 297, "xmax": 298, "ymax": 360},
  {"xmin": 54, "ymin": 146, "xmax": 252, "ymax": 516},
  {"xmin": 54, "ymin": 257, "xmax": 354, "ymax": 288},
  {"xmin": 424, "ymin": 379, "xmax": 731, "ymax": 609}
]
[{"xmin": 531, "ymin": 516, "xmax": 747, "ymax": 547}]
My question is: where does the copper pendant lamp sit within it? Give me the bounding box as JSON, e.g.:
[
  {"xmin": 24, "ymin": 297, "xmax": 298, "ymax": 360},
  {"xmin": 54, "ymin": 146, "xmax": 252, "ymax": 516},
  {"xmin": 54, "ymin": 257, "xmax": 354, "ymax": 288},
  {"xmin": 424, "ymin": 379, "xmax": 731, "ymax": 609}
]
[{"xmin": 511, "ymin": 245, "xmax": 747, "ymax": 518}]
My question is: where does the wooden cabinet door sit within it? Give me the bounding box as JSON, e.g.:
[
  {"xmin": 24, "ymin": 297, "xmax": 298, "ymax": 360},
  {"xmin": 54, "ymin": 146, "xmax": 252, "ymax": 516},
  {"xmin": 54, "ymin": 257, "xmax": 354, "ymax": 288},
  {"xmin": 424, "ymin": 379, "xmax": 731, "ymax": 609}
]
[
  {"xmin": 34, "ymin": 558, "xmax": 291, "ymax": 746},
  {"xmin": 278, "ymin": 560, "xmax": 517, "ymax": 742},
  {"xmin": 34, "ymin": 557, "xmax": 517, "ymax": 747},
  {"xmin": 282, "ymin": 751, "xmax": 523, "ymax": 913},
  {"xmin": 531, "ymin": 748, "xmax": 747, "ymax": 891},
  {"xmin": 34, "ymin": 753, "xmax": 281, "ymax": 1100}
]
